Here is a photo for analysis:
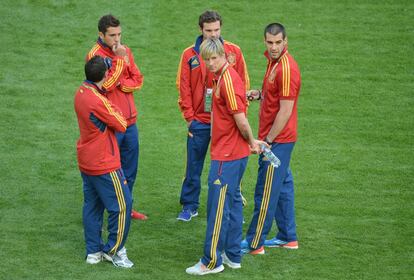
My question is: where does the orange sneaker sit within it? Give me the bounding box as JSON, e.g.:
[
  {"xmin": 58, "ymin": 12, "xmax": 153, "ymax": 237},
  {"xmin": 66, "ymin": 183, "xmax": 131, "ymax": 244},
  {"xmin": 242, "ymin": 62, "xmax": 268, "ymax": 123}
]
[
  {"xmin": 280, "ymin": 241, "xmax": 299, "ymax": 249},
  {"xmin": 242, "ymin": 246, "xmax": 265, "ymax": 255},
  {"xmin": 250, "ymin": 246, "xmax": 265, "ymax": 255},
  {"xmin": 264, "ymin": 238, "xmax": 299, "ymax": 249},
  {"xmin": 131, "ymin": 210, "xmax": 148, "ymax": 220}
]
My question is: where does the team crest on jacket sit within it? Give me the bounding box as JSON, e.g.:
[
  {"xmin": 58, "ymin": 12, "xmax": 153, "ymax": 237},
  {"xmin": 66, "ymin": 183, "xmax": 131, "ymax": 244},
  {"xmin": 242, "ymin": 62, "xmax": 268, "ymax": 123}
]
[
  {"xmin": 227, "ymin": 53, "xmax": 236, "ymax": 65},
  {"xmin": 189, "ymin": 56, "xmax": 200, "ymax": 69}
]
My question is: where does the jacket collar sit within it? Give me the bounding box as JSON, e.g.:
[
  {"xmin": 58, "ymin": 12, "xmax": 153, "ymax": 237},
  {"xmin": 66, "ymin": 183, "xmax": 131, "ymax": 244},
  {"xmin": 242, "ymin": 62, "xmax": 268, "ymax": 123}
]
[
  {"xmin": 97, "ymin": 37, "xmax": 113, "ymax": 53},
  {"xmin": 83, "ymin": 80, "xmax": 106, "ymax": 94},
  {"xmin": 194, "ymin": 35, "xmax": 224, "ymax": 54}
]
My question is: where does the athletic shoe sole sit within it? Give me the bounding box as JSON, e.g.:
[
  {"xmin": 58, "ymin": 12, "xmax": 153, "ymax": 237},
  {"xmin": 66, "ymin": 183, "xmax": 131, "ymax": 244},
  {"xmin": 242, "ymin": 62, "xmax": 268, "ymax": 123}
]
[
  {"xmin": 186, "ymin": 264, "xmax": 224, "ymax": 275},
  {"xmin": 177, "ymin": 211, "xmax": 198, "ymax": 222},
  {"xmin": 266, "ymin": 241, "xmax": 299, "ymax": 249}
]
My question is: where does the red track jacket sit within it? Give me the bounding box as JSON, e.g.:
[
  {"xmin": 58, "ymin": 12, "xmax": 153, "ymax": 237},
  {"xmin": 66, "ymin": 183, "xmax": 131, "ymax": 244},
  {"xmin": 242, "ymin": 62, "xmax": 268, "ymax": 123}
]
[{"xmin": 74, "ymin": 81, "xmax": 127, "ymax": 175}]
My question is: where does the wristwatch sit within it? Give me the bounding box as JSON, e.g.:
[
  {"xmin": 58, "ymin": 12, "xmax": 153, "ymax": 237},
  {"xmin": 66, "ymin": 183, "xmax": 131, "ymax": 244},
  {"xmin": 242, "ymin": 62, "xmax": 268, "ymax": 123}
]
[{"xmin": 265, "ymin": 137, "xmax": 273, "ymax": 146}]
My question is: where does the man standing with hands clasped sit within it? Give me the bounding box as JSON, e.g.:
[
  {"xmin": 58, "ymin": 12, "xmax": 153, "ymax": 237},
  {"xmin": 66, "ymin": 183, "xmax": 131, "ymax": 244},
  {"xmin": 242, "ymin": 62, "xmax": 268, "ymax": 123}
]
[
  {"xmin": 176, "ymin": 10, "xmax": 250, "ymax": 222},
  {"xmin": 242, "ymin": 23, "xmax": 301, "ymax": 255},
  {"xmin": 86, "ymin": 14, "xmax": 147, "ymax": 221},
  {"xmin": 185, "ymin": 38, "xmax": 266, "ymax": 276}
]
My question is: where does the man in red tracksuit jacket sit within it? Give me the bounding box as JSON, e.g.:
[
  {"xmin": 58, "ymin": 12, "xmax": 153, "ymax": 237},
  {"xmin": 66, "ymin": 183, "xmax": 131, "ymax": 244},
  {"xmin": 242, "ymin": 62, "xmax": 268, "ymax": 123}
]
[
  {"xmin": 86, "ymin": 14, "xmax": 146, "ymax": 220},
  {"xmin": 186, "ymin": 38, "xmax": 265, "ymax": 276},
  {"xmin": 176, "ymin": 10, "xmax": 250, "ymax": 222},
  {"xmin": 74, "ymin": 56, "xmax": 133, "ymax": 268},
  {"xmin": 242, "ymin": 23, "xmax": 301, "ymax": 255}
]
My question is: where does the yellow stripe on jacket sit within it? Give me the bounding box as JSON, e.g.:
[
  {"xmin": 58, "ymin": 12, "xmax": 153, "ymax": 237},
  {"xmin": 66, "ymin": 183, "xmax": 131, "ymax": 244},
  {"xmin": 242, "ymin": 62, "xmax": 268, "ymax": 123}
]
[
  {"xmin": 87, "ymin": 44, "xmax": 100, "ymax": 61},
  {"xmin": 103, "ymin": 59, "xmax": 125, "ymax": 89},
  {"xmin": 176, "ymin": 45, "xmax": 194, "ymax": 91},
  {"xmin": 223, "ymin": 71, "xmax": 238, "ymax": 111},
  {"xmin": 83, "ymin": 85, "xmax": 127, "ymax": 129},
  {"xmin": 121, "ymin": 84, "xmax": 143, "ymax": 93},
  {"xmin": 240, "ymin": 52, "xmax": 250, "ymax": 90},
  {"xmin": 281, "ymin": 56, "xmax": 290, "ymax": 97}
]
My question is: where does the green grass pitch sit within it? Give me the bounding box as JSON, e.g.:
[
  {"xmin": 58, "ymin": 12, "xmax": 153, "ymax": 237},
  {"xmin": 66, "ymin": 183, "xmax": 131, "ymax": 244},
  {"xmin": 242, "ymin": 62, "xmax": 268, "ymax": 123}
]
[{"xmin": 0, "ymin": 0, "xmax": 413, "ymax": 279}]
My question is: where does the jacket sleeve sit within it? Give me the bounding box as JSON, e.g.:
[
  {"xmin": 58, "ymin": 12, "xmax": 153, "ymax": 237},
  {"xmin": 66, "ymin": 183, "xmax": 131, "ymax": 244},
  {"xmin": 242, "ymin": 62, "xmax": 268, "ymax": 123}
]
[
  {"xmin": 277, "ymin": 56, "xmax": 300, "ymax": 100},
  {"xmin": 234, "ymin": 49, "xmax": 250, "ymax": 91},
  {"xmin": 221, "ymin": 71, "xmax": 246, "ymax": 115},
  {"xmin": 119, "ymin": 48, "xmax": 144, "ymax": 93},
  {"xmin": 93, "ymin": 93, "xmax": 127, "ymax": 133},
  {"xmin": 176, "ymin": 50, "xmax": 194, "ymax": 122},
  {"xmin": 102, "ymin": 56, "xmax": 126, "ymax": 92}
]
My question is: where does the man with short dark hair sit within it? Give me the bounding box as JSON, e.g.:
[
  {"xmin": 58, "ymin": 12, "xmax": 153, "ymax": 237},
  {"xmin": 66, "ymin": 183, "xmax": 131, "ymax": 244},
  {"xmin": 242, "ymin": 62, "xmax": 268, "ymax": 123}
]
[
  {"xmin": 176, "ymin": 10, "xmax": 250, "ymax": 222},
  {"xmin": 185, "ymin": 38, "xmax": 265, "ymax": 276},
  {"xmin": 242, "ymin": 23, "xmax": 301, "ymax": 254},
  {"xmin": 74, "ymin": 56, "xmax": 134, "ymax": 268},
  {"xmin": 87, "ymin": 14, "xmax": 147, "ymax": 220}
]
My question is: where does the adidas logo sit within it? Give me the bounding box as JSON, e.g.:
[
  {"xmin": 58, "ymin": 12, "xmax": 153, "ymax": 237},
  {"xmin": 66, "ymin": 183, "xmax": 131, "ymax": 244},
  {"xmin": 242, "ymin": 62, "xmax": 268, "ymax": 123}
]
[{"xmin": 213, "ymin": 179, "xmax": 221, "ymax": 185}]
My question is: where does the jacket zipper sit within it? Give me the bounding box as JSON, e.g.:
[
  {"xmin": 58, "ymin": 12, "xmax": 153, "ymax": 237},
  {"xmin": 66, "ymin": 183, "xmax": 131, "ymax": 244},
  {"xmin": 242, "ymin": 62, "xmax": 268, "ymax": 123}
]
[{"xmin": 108, "ymin": 135, "xmax": 115, "ymax": 156}]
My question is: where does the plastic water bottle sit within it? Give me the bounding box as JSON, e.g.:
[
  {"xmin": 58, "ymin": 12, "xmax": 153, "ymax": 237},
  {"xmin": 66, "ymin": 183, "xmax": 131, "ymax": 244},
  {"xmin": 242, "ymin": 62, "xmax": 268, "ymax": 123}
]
[{"xmin": 261, "ymin": 144, "xmax": 281, "ymax": 168}]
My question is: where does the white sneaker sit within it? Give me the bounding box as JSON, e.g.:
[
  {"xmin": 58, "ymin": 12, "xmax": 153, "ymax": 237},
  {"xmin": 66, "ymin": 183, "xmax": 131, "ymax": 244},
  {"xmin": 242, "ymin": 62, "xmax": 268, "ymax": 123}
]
[
  {"xmin": 103, "ymin": 247, "xmax": 134, "ymax": 268},
  {"xmin": 86, "ymin": 251, "xmax": 102, "ymax": 264},
  {"xmin": 186, "ymin": 260, "xmax": 224, "ymax": 275},
  {"xmin": 221, "ymin": 253, "xmax": 241, "ymax": 269}
]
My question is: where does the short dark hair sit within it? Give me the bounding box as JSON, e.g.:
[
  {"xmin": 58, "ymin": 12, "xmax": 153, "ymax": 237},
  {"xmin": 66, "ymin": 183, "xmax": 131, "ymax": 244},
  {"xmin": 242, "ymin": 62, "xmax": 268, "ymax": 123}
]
[
  {"xmin": 98, "ymin": 14, "xmax": 120, "ymax": 34},
  {"xmin": 85, "ymin": 56, "xmax": 107, "ymax": 82},
  {"xmin": 264, "ymin": 23, "xmax": 286, "ymax": 39},
  {"xmin": 199, "ymin": 10, "xmax": 222, "ymax": 28}
]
